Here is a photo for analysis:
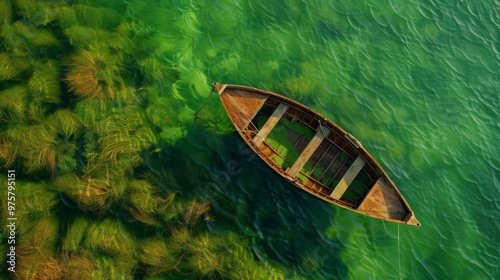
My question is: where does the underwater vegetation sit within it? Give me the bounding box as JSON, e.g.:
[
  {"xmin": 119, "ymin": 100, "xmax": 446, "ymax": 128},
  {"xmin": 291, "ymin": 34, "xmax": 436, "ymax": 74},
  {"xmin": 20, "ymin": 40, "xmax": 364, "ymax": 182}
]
[
  {"xmin": 64, "ymin": 49, "xmax": 126, "ymax": 100},
  {"xmin": 0, "ymin": 0, "xmax": 298, "ymax": 279},
  {"xmin": 1, "ymin": 0, "xmax": 498, "ymax": 279}
]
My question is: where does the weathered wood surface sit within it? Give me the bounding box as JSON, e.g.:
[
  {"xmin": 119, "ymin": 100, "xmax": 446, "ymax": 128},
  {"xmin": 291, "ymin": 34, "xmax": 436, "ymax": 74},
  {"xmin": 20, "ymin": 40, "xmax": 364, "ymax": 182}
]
[
  {"xmin": 219, "ymin": 88, "xmax": 267, "ymax": 129},
  {"xmin": 357, "ymin": 176, "xmax": 407, "ymax": 220},
  {"xmin": 253, "ymin": 103, "xmax": 289, "ymax": 146},
  {"xmin": 287, "ymin": 125, "xmax": 330, "ymax": 177},
  {"xmin": 330, "ymin": 155, "xmax": 366, "ymax": 199},
  {"xmin": 215, "ymin": 83, "xmax": 420, "ymax": 226}
]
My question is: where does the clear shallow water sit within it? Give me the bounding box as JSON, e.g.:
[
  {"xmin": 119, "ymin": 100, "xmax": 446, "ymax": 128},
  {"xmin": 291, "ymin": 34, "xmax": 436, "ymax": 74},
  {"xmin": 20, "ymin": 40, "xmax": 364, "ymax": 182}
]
[{"xmin": 1, "ymin": 0, "xmax": 498, "ymax": 279}]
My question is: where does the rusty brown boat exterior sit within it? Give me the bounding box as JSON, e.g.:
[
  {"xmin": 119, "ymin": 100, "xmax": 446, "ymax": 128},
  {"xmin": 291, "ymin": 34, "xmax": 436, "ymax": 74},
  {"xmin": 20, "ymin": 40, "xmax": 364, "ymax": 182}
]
[{"xmin": 214, "ymin": 83, "xmax": 420, "ymax": 227}]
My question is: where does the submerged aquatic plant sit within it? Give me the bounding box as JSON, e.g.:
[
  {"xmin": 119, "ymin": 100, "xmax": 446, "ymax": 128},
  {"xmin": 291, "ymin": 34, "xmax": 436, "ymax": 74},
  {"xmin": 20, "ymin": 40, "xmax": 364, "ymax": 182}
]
[
  {"xmin": 137, "ymin": 57, "xmax": 180, "ymax": 84},
  {"xmin": 62, "ymin": 23, "xmax": 135, "ymax": 55},
  {"xmin": 0, "ymin": 77, "xmax": 63, "ymax": 125},
  {"xmin": 0, "ymin": 1, "xmax": 13, "ymax": 25},
  {"xmin": 122, "ymin": 180, "xmax": 176, "ymax": 226},
  {"xmin": 4, "ymin": 124, "xmax": 58, "ymax": 174},
  {"xmin": 17, "ymin": 253, "xmax": 65, "ymax": 280},
  {"xmin": 14, "ymin": 181, "xmax": 60, "ymax": 223},
  {"xmin": 44, "ymin": 109, "xmax": 82, "ymax": 140},
  {"xmin": 0, "ymin": 21, "xmax": 33, "ymax": 57},
  {"xmin": 116, "ymin": 20, "xmax": 157, "ymax": 42},
  {"xmin": 73, "ymin": 4, "xmax": 122, "ymax": 29},
  {"xmin": 2, "ymin": 109, "xmax": 81, "ymax": 174},
  {"xmin": 62, "ymin": 215, "xmax": 91, "ymax": 252},
  {"xmin": 14, "ymin": 0, "xmax": 65, "ymax": 27},
  {"xmin": 182, "ymin": 201, "xmax": 211, "ymax": 228},
  {"xmin": 52, "ymin": 172, "xmax": 119, "ymax": 213},
  {"xmin": 64, "ymin": 49, "xmax": 126, "ymax": 100},
  {"xmin": 1, "ymin": 20, "xmax": 61, "ymax": 59},
  {"xmin": 184, "ymin": 233, "xmax": 227, "ymax": 278},
  {"xmin": 80, "ymin": 107, "xmax": 159, "ymax": 174},
  {"xmin": 139, "ymin": 237, "xmax": 180, "ymax": 274},
  {"xmin": 0, "ymin": 85, "xmax": 29, "ymax": 126},
  {"xmin": 27, "ymin": 59, "xmax": 62, "ymax": 104},
  {"xmin": 97, "ymin": 123, "xmax": 154, "ymax": 167},
  {"xmin": 0, "ymin": 139, "xmax": 14, "ymax": 168},
  {"xmin": 63, "ymin": 250, "xmax": 95, "ymax": 279},
  {"xmin": 83, "ymin": 217, "xmax": 136, "ymax": 256},
  {"xmin": 0, "ymin": 53, "xmax": 24, "ymax": 81},
  {"xmin": 82, "ymin": 218, "xmax": 138, "ymax": 277},
  {"xmin": 90, "ymin": 255, "xmax": 135, "ymax": 279},
  {"xmin": 156, "ymin": 198, "xmax": 210, "ymax": 227},
  {"xmin": 18, "ymin": 214, "xmax": 60, "ymax": 255}
]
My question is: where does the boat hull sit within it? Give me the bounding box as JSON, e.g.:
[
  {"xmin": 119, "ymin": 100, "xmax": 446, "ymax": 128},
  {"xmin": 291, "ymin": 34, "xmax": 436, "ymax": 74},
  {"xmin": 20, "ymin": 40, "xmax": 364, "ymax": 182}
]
[{"xmin": 214, "ymin": 83, "xmax": 419, "ymax": 227}]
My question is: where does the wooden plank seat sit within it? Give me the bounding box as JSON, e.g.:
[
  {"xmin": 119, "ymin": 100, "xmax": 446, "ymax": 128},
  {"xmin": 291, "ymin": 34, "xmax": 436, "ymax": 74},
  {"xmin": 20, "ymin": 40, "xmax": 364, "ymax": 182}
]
[
  {"xmin": 253, "ymin": 103, "xmax": 289, "ymax": 146},
  {"xmin": 330, "ymin": 155, "xmax": 366, "ymax": 199},
  {"xmin": 287, "ymin": 125, "xmax": 330, "ymax": 177}
]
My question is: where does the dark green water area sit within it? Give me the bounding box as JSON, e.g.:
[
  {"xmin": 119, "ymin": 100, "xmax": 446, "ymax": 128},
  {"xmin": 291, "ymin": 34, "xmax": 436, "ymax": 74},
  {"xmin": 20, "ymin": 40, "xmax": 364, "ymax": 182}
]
[{"xmin": 0, "ymin": 0, "xmax": 498, "ymax": 279}]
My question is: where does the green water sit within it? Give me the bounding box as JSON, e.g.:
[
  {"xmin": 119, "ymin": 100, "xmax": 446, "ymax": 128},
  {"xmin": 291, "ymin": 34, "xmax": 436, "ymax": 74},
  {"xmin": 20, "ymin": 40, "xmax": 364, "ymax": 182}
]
[{"xmin": 0, "ymin": 0, "xmax": 498, "ymax": 279}]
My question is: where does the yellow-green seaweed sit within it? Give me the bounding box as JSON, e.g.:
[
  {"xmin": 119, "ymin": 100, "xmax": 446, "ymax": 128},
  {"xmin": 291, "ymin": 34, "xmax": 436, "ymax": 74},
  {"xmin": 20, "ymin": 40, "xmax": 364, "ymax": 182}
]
[
  {"xmin": 64, "ymin": 49, "xmax": 126, "ymax": 100},
  {"xmin": 123, "ymin": 180, "xmax": 176, "ymax": 226},
  {"xmin": 90, "ymin": 255, "xmax": 135, "ymax": 280},
  {"xmin": 14, "ymin": 181, "xmax": 59, "ymax": 221},
  {"xmin": 0, "ymin": 85, "xmax": 29, "ymax": 124},
  {"xmin": 138, "ymin": 237, "xmax": 179, "ymax": 274},
  {"xmin": 83, "ymin": 217, "xmax": 136, "ymax": 257},
  {"xmin": 18, "ymin": 214, "xmax": 60, "ymax": 255},
  {"xmin": 14, "ymin": 0, "xmax": 66, "ymax": 27},
  {"xmin": 0, "ymin": 1, "xmax": 13, "ymax": 24},
  {"xmin": 4, "ymin": 124, "xmax": 59, "ymax": 173},
  {"xmin": 0, "ymin": 53, "xmax": 25, "ymax": 81},
  {"xmin": 16, "ymin": 253, "xmax": 65, "ymax": 280},
  {"xmin": 184, "ymin": 232, "xmax": 227, "ymax": 277},
  {"xmin": 27, "ymin": 59, "xmax": 63, "ymax": 104},
  {"xmin": 1, "ymin": 109, "xmax": 81, "ymax": 174},
  {"xmin": 0, "ymin": 20, "xmax": 60, "ymax": 58},
  {"xmin": 52, "ymin": 173, "xmax": 122, "ymax": 213},
  {"xmin": 62, "ymin": 215, "xmax": 91, "ymax": 252},
  {"xmin": 44, "ymin": 109, "xmax": 82, "ymax": 140},
  {"xmin": 63, "ymin": 251, "xmax": 96, "ymax": 279}
]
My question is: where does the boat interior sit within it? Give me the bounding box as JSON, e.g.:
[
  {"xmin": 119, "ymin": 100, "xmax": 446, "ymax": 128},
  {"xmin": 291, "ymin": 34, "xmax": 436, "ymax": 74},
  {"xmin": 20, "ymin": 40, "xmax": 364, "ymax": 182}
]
[{"xmin": 242, "ymin": 97, "xmax": 385, "ymax": 209}]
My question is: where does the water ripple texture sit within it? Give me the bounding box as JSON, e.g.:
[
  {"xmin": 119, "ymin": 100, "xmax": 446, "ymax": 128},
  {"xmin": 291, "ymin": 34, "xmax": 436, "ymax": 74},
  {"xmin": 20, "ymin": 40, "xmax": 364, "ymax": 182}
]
[{"xmin": 0, "ymin": 0, "xmax": 498, "ymax": 279}]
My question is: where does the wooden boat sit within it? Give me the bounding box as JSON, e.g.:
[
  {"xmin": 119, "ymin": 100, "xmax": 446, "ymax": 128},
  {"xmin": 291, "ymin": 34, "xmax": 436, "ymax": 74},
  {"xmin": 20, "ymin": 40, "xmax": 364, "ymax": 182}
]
[{"xmin": 214, "ymin": 82, "xmax": 420, "ymax": 227}]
